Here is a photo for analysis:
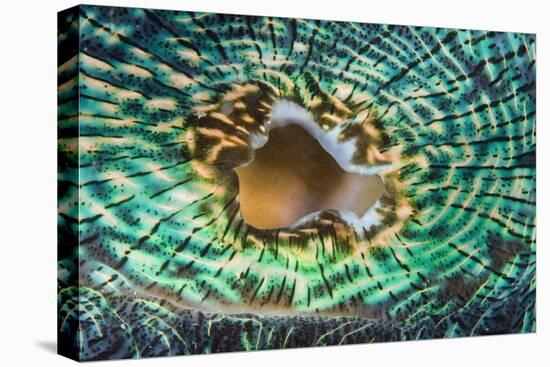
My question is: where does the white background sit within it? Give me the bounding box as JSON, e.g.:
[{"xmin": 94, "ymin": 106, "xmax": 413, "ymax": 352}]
[{"xmin": 0, "ymin": 0, "xmax": 547, "ymax": 365}]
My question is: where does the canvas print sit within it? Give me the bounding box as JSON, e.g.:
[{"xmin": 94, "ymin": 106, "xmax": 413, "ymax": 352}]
[{"xmin": 57, "ymin": 4, "xmax": 536, "ymax": 361}]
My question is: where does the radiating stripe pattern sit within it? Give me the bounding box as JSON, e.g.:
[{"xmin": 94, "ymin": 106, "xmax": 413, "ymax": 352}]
[{"xmin": 58, "ymin": 5, "xmax": 536, "ymax": 361}]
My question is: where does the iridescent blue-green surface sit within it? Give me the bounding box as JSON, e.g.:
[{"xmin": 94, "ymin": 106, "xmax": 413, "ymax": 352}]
[{"xmin": 58, "ymin": 5, "xmax": 535, "ymax": 361}]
